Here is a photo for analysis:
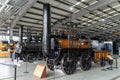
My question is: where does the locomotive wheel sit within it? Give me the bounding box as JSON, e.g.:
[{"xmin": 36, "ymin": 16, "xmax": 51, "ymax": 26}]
[
  {"xmin": 80, "ymin": 54, "xmax": 92, "ymax": 71},
  {"xmin": 100, "ymin": 57, "xmax": 106, "ymax": 67},
  {"xmin": 61, "ymin": 54, "xmax": 76, "ymax": 75},
  {"xmin": 38, "ymin": 53, "xmax": 43, "ymax": 60},
  {"xmin": 108, "ymin": 59, "xmax": 113, "ymax": 65},
  {"xmin": 27, "ymin": 54, "xmax": 35, "ymax": 62},
  {"xmin": 93, "ymin": 60, "xmax": 98, "ymax": 63},
  {"xmin": 20, "ymin": 54, "xmax": 26, "ymax": 61},
  {"xmin": 92, "ymin": 58, "xmax": 98, "ymax": 63},
  {"xmin": 47, "ymin": 59, "xmax": 55, "ymax": 71}
]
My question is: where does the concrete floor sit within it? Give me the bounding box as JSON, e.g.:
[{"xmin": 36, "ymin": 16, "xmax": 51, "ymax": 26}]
[{"xmin": 0, "ymin": 58, "xmax": 120, "ymax": 80}]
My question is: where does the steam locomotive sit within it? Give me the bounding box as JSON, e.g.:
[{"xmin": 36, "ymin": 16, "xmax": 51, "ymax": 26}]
[
  {"xmin": 45, "ymin": 36, "xmax": 93, "ymax": 74},
  {"xmin": 42, "ymin": 4, "xmax": 93, "ymax": 74},
  {"xmin": 14, "ymin": 35, "xmax": 43, "ymax": 62},
  {"xmin": 42, "ymin": 3, "xmax": 112, "ymax": 75}
]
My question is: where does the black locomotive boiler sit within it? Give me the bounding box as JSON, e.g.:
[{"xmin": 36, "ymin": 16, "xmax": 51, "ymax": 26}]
[
  {"xmin": 14, "ymin": 35, "xmax": 43, "ymax": 62},
  {"xmin": 42, "ymin": 4, "xmax": 93, "ymax": 74}
]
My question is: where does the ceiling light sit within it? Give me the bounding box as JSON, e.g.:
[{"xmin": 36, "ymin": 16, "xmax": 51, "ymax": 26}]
[
  {"xmin": 70, "ymin": 6, "xmax": 74, "ymax": 11},
  {"xmin": 75, "ymin": 2, "xmax": 81, "ymax": 5},
  {"xmin": 81, "ymin": 0, "xmax": 85, "ymax": 2},
  {"xmin": 100, "ymin": 19, "xmax": 105, "ymax": 22}
]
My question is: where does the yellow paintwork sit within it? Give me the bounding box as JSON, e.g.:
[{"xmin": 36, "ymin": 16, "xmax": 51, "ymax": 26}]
[
  {"xmin": 58, "ymin": 39, "xmax": 91, "ymax": 49},
  {"xmin": 94, "ymin": 51, "xmax": 110, "ymax": 62},
  {"xmin": 0, "ymin": 41, "xmax": 2, "ymax": 50},
  {"xmin": 0, "ymin": 41, "xmax": 9, "ymax": 51},
  {"xmin": 0, "ymin": 51, "xmax": 9, "ymax": 57}
]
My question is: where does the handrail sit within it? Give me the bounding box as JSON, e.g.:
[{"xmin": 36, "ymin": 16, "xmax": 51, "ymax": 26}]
[{"xmin": 0, "ymin": 62, "xmax": 17, "ymax": 80}]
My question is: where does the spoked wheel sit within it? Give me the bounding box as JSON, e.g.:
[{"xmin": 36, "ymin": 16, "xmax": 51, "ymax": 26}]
[
  {"xmin": 47, "ymin": 58, "xmax": 55, "ymax": 71},
  {"xmin": 27, "ymin": 54, "xmax": 35, "ymax": 63},
  {"xmin": 38, "ymin": 53, "xmax": 43, "ymax": 60},
  {"xmin": 107, "ymin": 59, "xmax": 113, "ymax": 65},
  {"xmin": 92, "ymin": 58, "xmax": 98, "ymax": 63},
  {"xmin": 20, "ymin": 53, "xmax": 26, "ymax": 61},
  {"xmin": 80, "ymin": 54, "xmax": 92, "ymax": 71},
  {"xmin": 61, "ymin": 54, "xmax": 76, "ymax": 75}
]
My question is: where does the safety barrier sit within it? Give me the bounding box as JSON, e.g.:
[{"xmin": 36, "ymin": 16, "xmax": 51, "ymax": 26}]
[{"xmin": 0, "ymin": 63, "xmax": 17, "ymax": 80}]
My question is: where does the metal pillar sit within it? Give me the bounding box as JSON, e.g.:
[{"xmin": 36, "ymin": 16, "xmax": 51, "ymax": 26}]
[
  {"xmin": 42, "ymin": 3, "xmax": 51, "ymax": 57},
  {"xmin": 0, "ymin": 63, "xmax": 17, "ymax": 80},
  {"xmin": 14, "ymin": 65, "xmax": 17, "ymax": 80},
  {"xmin": 19, "ymin": 25, "xmax": 23, "ymax": 43},
  {"xmin": 9, "ymin": 24, "xmax": 13, "ymax": 41}
]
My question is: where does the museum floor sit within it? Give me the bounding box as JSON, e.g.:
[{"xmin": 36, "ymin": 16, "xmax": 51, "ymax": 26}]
[{"xmin": 0, "ymin": 58, "xmax": 120, "ymax": 80}]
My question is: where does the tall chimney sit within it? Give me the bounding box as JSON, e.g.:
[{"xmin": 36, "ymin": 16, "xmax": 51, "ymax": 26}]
[{"xmin": 42, "ymin": 3, "xmax": 51, "ymax": 57}]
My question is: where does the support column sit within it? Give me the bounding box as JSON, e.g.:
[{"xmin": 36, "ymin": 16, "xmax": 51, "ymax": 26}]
[
  {"xmin": 19, "ymin": 25, "xmax": 23, "ymax": 43},
  {"xmin": 9, "ymin": 24, "xmax": 14, "ymax": 59},
  {"xmin": 9, "ymin": 24, "xmax": 13, "ymax": 41}
]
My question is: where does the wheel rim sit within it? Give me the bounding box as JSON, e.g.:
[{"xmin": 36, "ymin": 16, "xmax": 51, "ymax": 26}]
[
  {"xmin": 27, "ymin": 54, "xmax": 35, "ymax": 62},
  {"xmin": 61, "ymin": 54, "xmax": 76, "ymax": 75},
  {"xmin": 92, "ymin": 58, "xmax": 98, "ymax": 63},
  {"xmin": 80, "ymin": 54, "xmax": 91, "ymax": 71},
  {"xmin": 38, "ymin": 52, "xmax": 43, "ymax": 60},
  {"xmin": 47, "ymin": 59, "xmax": 54, "ymax": 71},
  {"xmin": 20, "ymin": 53, "xmax": 26, "ymax": 61}
]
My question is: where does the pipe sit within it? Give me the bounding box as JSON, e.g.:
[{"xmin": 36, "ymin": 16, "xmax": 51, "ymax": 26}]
[{"xmin": 42, "ymin": 3, "xmax": 51, "ymax": 58}]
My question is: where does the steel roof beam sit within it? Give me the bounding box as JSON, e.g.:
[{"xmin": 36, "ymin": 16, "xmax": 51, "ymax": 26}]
[
  {"xmin": 0, "ymin": 0, "xmax": 11, "ymax": 12},
  {"xmin": 13, "ymin": 29, "xmax": 41, "ymax": 32},
  {"xmin": 16, "ymin": 24, "xmax": 42, "ymax": 29},
  {"xmin": 54, "ymin": 0, "xmax": 81, "ymax": 10},
  {"xmin": 19, "ymin": 20, "xmax": 42, "ymax": 25},
  {"xmin": 10, "ymin": 0, "xmax": 37, "ymax": 29},
  {"xmin": 81, "ymin": 14, "xmax": 120, "ymax": 32},
  {"xmin": 31, "ymin": 6, "xmax": 68, "ymax": 18},
  {"xmin": 14, "ymin": 28, "xmax": 42, "ymax": 31},
  {"xmin": 53, "ymin": 0, "xmax": 117, "ymax": 27},
  {"xmin": 26, "ymin": 11, "xmax": 58, "ymax": 20},
  {"xmin": 37, "ymin": 1, "xmax": 72, "ymax": 13},
  {"xmin": 23, "ymin": 16, "xmax": 42, "ymax": 21},
  {"xmin": 90, "ymin": 24, "xmax": 120, "ymax": 37}
]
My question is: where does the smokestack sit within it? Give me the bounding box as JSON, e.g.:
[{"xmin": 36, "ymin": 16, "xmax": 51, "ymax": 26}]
[{"xmin": 42, "ymin": 3, "xmax": 51, "ymax": 58}]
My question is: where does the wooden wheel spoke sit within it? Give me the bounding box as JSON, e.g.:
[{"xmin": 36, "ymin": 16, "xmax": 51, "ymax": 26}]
[
  {"xmin": 80, "ymin": 55, "xmax": 91, "ymax": 71},
  {"xmin": 47, "ymin": 59, "xmax": 54, "ymax": 71},
  {"xmin": 61, "ymin": 54, "xmax": 76, "ymax": 75}
]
